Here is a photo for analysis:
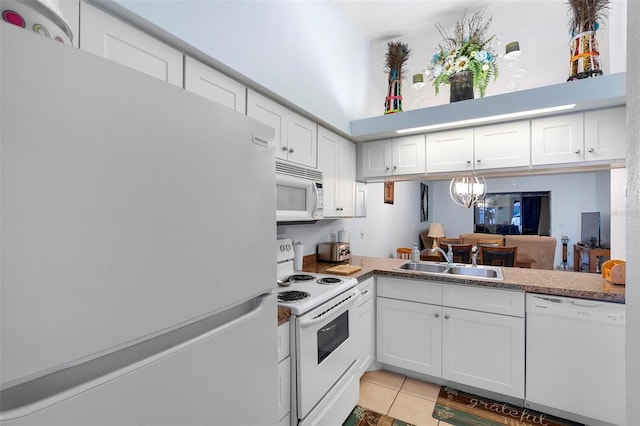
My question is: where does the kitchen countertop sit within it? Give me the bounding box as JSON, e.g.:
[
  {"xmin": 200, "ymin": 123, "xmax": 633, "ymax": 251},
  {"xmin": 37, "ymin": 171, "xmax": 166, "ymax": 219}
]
[{"xmin": 304, "ymin": 255, "xmax": 626, "ymax": 304}]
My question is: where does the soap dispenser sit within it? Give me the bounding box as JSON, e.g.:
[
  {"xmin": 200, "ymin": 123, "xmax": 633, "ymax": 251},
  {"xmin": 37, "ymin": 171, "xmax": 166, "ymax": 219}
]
[{"xmin": 411, "ymin": 243, "xmax": 420, "ymax": 262}]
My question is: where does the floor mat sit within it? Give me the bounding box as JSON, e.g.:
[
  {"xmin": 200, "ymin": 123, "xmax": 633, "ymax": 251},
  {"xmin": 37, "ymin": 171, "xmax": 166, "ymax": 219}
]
[
  {"xmin": 343, "ymin": 405, "xmax": 415, "ymax": 426},
  {"xmin": 432, "ymin": 387, "xmax": 584, "ymax": 426}
]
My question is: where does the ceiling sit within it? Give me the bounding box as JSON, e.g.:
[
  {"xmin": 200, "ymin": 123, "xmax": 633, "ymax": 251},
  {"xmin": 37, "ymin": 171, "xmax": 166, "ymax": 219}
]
[{"xmin": 329, "ymin": 0, "xmax": 484, "ymax": 42}]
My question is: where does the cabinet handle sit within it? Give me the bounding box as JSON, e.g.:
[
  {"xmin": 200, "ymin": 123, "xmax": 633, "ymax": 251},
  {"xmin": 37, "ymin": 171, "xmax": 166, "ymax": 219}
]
[
  {"xmin": 588, "ymin": 147, "xmax": 595, "ymax": 153},
  {"xmin": 434, "ymin": 313, "xmax": 440, "ymax": 318},
  {"xmin": 289, "ymin": 148, "xmax": 295, "ymax": 154},
  {"xmin": 282, "ymin": 146, "xmax": 288, "ymax": 152},
  {"xmin": 466, "ymin": 160, "xmax": 471, "ymax": 164},
  {"xmin": 444, "ymin": 314, "xmax": 450, "ymax": 319},
  {"xmin": 385, "ymin": 166, "xmax": 390, "ymax": 171},
  {"xmin": 476, "ymin": 159, "xmax": 481, "ymax": 163},
  {"xmin": 393, "ymin": 165, "xmax": 397, "ymax": 170},
  {"xmin": 575, "ymin": 149, "xmax": 581, "ymax": 154}
]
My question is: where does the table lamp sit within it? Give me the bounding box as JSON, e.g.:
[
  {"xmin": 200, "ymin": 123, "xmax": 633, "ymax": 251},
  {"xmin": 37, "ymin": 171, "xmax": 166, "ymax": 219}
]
[{"xmin": 428, "ymin": 223, "xmax": 445, "ymax": 249}]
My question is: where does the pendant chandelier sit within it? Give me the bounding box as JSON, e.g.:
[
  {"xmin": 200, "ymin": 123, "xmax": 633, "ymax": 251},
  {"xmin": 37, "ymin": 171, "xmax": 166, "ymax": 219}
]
[{"xmin": 449, "ymin": 176, "xmax": 487, "ymax": 208}]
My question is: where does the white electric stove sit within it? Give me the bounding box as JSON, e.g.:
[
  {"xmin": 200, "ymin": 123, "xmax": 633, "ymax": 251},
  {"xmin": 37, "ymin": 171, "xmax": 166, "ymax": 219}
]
[
  {"xmin": 276, "ymin": 239, "xmax": 358, "ymax": 315},
  {"xmin": 276, "ymin": 238, "xmax": 361, "ymax": 426}
]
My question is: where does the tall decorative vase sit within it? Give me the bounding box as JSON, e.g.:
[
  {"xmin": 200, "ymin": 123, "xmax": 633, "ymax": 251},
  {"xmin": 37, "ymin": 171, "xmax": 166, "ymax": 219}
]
[
  {"xmin": 568, "ymin": 30, "xmax": 602, "ymax": 80},
  {"xmin": 384, "ymin": 78, "xmax": 402, "ymax": 114},
  {"xmin": 449, "ymin": 70, "xmax": 474, "ymax": 102}
]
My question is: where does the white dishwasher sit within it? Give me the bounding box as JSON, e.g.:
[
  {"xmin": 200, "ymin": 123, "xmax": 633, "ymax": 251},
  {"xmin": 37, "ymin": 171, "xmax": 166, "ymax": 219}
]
[{"xmin": 525, "ymin": 294, "xmax": 625, "ymax": 426}]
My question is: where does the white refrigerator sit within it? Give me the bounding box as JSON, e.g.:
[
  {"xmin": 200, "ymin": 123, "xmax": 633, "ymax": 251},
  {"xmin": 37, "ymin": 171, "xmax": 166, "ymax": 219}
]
[{"xmin": 1, "ymin": 23, "xmax": 278, "ymax": 425}]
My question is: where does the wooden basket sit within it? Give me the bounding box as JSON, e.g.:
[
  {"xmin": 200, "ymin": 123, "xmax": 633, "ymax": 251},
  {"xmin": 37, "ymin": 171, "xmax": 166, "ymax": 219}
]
[{"xmin": 602, "ymin": 260, "xmax": 626, "ymax": 285}]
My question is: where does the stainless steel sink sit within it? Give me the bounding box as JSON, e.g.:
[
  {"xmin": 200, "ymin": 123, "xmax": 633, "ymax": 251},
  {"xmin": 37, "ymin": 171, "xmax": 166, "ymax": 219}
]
[
  {"xmin": 396, "ymin": 262, "xmax": 448, "ymax": 273},
  {"xmin": 447, "ymin": 265, "xmax": 502, "ymax": 279},
  {"xmin": 396, "ymin": 262, "xmax": 503, "ymax": 280}
]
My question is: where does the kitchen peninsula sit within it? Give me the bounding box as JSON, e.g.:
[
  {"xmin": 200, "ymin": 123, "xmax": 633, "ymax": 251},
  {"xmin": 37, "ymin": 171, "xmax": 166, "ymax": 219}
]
[{"xmin": 304, "ymin": 255, "xmax": 625, "ymax": 303}]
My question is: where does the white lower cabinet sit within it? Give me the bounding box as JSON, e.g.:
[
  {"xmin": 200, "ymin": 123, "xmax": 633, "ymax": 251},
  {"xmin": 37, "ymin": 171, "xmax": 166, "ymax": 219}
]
[
  {"xmin": 377, "ymin": 297, "xmax": 441, "ymax": 377},
  {"xmin": 355, "ymin": 278, "xmax": 376, "ymax": 378},
  {"xmin": 277, "ymin": 322, "xmax": 291, "ymax": 425},
  {"xmin": 376, "ymin": 277, "xmax": 525, "ymax": 399}
]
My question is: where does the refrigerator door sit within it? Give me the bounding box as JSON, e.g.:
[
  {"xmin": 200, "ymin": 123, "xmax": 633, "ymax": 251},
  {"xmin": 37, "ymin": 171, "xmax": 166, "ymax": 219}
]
[
  {"xmin": 1, "ymin": 21, "xmax": 276, "ymax": 419},
  {"xmin": 1, "ymin": 294, "xmax": 278, "ymax": 425}
]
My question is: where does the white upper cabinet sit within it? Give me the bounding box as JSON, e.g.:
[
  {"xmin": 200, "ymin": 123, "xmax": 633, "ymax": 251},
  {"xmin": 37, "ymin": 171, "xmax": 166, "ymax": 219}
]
[
  {"xmin": 79, "ymin": 2, "xmax": 183, "ymax": 86},
  {"xmin": 361, "ymin": 135, "xmax": 425, "ymax": 178},
  {"xmin": 247, "ymin": 90, "xmax": 317, "ymax": 168},
  {"xmin": 184, "ymin": 57, "xmax": 246, "ymax": 113},
  {"xmin": 532, "ymin": 107, "xmax": 625, "ymax": 166},
  {"xmin": 583, "ymin": 107, "xmax": 626, "ymax": 162},
  {"xmin": 474, "ymin": 121, "xmax": 531, "ymax": 170},
  {"xmin": 531, "ymin": 113, "xmax": 585, "ymax": 165},
  {"xmin": 426, "ymin": 121, "xmax": 530, "ymax": 173},
  {"xmin": 318, "ymin": 127, "xmax": 356, "ymax": 217},
  {"xmin": 426, "ymin": 128, "xmax": 474, "ymax": 172}
]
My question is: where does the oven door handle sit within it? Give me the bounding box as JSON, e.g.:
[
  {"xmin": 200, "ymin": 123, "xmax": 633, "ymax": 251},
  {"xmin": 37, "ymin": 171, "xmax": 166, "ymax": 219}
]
[{"xmin": 298, "ymin": 289, "xmax": 360, "ymax": 329}]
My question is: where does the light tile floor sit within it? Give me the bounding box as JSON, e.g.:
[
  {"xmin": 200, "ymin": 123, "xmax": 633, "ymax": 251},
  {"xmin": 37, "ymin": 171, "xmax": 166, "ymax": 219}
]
[{"xmin": 358, "ymin": 370, "xmax": 452, "ymax": 426}]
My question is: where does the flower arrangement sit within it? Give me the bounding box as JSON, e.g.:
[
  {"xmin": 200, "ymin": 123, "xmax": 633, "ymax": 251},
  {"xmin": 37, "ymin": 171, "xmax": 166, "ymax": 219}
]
[{"xmin": 426, "ymin": 8, "xmax": 498, "ymax": 98}]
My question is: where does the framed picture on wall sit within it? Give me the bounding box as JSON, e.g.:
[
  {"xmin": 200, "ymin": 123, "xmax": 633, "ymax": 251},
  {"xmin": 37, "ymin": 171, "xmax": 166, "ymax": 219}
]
[
  {"xmin": 420, "ymin": 183, "xmax": 429, "ymax": 222},
  {"xmin": 384, "ymin": 181, "xmax": 394, "ymax": 204}
]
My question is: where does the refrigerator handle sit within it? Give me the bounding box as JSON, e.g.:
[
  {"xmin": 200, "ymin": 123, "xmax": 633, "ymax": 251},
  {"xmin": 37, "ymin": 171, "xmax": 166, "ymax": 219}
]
[{"xmin": 0, "ymin": 294, "xmax": 273, "ymax": 420}]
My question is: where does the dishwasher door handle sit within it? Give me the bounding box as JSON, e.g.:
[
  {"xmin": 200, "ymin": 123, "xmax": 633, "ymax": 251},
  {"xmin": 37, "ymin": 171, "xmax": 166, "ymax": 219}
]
[{"xmin": 570, "ymin": 300, "xmax": 598, "ymax": 308}]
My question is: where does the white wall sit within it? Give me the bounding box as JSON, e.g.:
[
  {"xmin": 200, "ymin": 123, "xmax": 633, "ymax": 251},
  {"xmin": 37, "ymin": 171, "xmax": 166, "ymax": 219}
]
[
  {"xmin": 114, "ymin": 0, "xmax": 372, "ymax": 135},
  {"xmin": 277, "ymin": 181, "xmax": 425, "ymax": 259},
  {"xmin": 427, "ymin": 171, "xmax": 611, "ymax": 269}
]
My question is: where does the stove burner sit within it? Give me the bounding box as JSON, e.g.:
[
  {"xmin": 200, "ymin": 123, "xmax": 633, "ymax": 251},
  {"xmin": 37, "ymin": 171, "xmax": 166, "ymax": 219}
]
[
  {"xmin": 316, "ymin": 277, "xmax": 343, "ymax": 285},
  {"xmin": 278, "ymin": 290, "xmax": 311, "ymax": 303},
  {"xmin": 285, "ymin": 274, "xmax": 315, "ymax": 282}
]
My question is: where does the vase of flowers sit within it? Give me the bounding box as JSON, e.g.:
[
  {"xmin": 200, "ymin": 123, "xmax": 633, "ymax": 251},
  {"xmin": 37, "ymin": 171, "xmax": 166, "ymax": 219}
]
[
  {"xmin": 426, "ymin": 8, "xmax": 498, "ymax": 102},
  {"xmin": 567, "ymin": 0, "xmax": 609, "ymax": 81}
]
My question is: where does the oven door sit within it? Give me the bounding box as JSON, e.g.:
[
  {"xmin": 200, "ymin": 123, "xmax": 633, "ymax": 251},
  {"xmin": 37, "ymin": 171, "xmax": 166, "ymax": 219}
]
[{"xmin": 295, "ymin": 288, "xmax": 360, "ymax": 419}]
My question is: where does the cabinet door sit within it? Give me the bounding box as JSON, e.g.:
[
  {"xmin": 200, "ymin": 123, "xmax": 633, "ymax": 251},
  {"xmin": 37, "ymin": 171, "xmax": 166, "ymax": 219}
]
[
  {"xmin": 355, "ymin": 182, "xmax": 367, "ymax": 217},
  {"xmin": 584, "ymin": 107, "xmax": 626, "ymax": 162},
  {"xmin": 357, "ymin": 297, "xmax": 375, "ymax": 378},
  {"xmin": 531, "ymin": 113, "xmax": 584, "ymax": 165},
  {"xmin": 392, "ymin": 135, "xmax": 425, "ymax": 175},
  {"xmin": 474, "ymin": 121, "xmax": 530, "ymax": 170},
  {"xmin": 286, "ymin": 113, "xmax": 317, "ymax": 168},
  {"xmin": 277, "ymin": 356, "xmax": 291, "ymax": 422},
  {"xmin": 184, "ymin": 57, "xmax": 246, "ymax": 113},
  {"xmin": 318, "ymin": 127, "xmax": 340, "ymax": 216},
  {"xmin": 337, "ymin": 140, "xmax": 356, "ymax": 216},
  {"xmin": 247, "ymin": 90, "xmax": 287, "ymax": 159},
  {"xmin": 377, "ymin": 298, "xmax": 441, "ymax": 376},
  {"xmin": 441, "ymin": 307, "xmax": 524, "ymax": 398},
  {"xmin": 426, "ymin": 128, "xmax": 474, "ymax": 173},
  {"xmin": 361, "ymin": 140, "xmax": 392, "ymax": 177},
  {"xmin": 80, "ymin": 2, "xmax": 183, "ymax": 86}
]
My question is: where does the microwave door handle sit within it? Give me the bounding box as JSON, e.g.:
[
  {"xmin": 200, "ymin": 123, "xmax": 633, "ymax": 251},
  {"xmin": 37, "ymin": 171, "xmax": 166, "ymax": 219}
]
[{"xmin": 312, "ymin": 184, "xmax": 318, "ymax": 215}]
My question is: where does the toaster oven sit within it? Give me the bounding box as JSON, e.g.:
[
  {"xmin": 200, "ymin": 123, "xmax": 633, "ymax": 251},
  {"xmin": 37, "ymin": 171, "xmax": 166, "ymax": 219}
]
[{"xmin": 317, "ymin": 242, "xmax": 350, "ymax": 262}]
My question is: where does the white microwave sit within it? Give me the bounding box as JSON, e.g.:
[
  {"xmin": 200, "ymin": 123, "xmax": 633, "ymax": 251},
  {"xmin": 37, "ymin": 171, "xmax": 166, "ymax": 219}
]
[{"xmin": 276, "ymin": 161, "xmax": 323, "ymax": 222}]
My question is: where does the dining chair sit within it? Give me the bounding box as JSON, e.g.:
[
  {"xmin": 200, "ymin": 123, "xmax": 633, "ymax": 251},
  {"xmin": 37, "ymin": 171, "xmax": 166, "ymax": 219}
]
[
  {"xmin": 440, "ymin": 238, "xmax": 462, "ymax": 245},
  {"xmin": 474, "ymin": 237, "xmax": 503, "ymax": 264},
  {"xmin": 481, "ymin": 245, "xmax": 518, "ymax": 267},
  {"xmin": 439, "ymin": 243, "xmax": 472, "ymax": 264},
  {"xmin": 396, "ymin": 247, "xmax": 412, "ymax": 259}
]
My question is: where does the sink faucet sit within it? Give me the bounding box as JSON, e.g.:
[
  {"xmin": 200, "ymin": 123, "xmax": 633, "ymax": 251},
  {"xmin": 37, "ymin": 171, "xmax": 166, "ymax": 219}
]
[{"xmin": 431, "ymin": 246, "xmax": 452, "ymax": 265}]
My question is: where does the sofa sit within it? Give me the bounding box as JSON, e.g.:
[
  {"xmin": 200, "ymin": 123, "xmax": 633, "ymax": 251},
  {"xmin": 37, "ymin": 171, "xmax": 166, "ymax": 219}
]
[{"xmin": 459, "ymin": 233, "xmax": 557, "ymax": 270}]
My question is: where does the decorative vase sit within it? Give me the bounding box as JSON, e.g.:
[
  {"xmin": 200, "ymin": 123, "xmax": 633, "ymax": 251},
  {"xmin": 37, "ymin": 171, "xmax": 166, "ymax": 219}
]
[
  {"xmin": 568, "ymin": 30, "xmax": 603, "ymax": 81},
  {"xmin": 384, "ymin": 78, "xmax": 402, "ymax": 114},
  {"xmin": 449, "ymin": 70, "xmax": 474, "ymax": 102}
]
